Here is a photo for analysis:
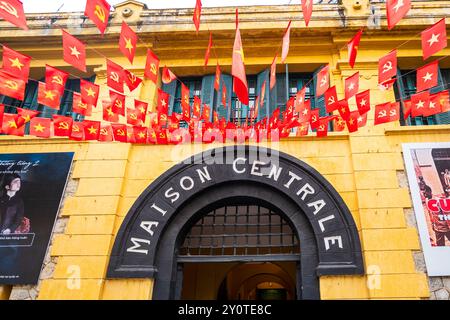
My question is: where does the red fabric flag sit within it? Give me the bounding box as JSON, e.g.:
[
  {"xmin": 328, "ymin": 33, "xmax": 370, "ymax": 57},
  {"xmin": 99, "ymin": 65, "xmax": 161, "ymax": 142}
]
[
  {"xmin": 204, "ymin": 32, "xmax": 212, "ymax": 67},
  {"xmin": 296, "ymin": 122, "xmax": 309, "ymax": 136},
  {"xmin": 144, "ymin": 49, "xmax": 159, "ymax": 84},
  {"xmin": 357, "ymin": 111, "xmax": 368, "ymax": 128},
  {"xmin": 135, "ymin": 99, "xmax": 148, "ymax": 123},
  {"xmin": 124, "ymin": 69, "xmax": 142, "ymax": 92},
  {"xmin": 374, "ymin": 102, "xmax": 400, "ymax": 125},
  {"xmin": 112, "ymin": 124, "xmax": 127, "ymax": 143},
  {"xmin": 133, "ymin": 126, "xmax": 148, "ymax": 144},
  {"xmin": 416, "ymin": 60, "xmax": 439, "ymax": 93},
  {"xmin": 79, "ymin": 80, "xmax": 99, "ymax": 108},
  {"xmin": 213, "ymin": 110, "xmax": 219, "ymax": 124},
  {"xmin": 155, "ymin": 128, "xmax": 168, "ymax": 145},
  {"xmin": 45, "ymin": 65, "xmax": 68, "ymax": 96},
  {"xmin": 157, "ymin": 88, "xmax": 169, "ymax": 124},
  {"xmin": 411, "ymin": 91, "xmax": 430, "ymax": 117},
  {"xmin": 346, "ymin": 111, "xmax": 360, "ymax": 133},
  {"xmin": 0, "ymin": 70, "xmax": 25, "ymax": 100},
  {"xmin": 348, "ymin": 29, "xmax": 362, "ymax": 69},
  {"xmin": 338, "ymin": 99, "xmax": 351, "ymax": 121},
  {"xmin": 85, "ymin": 0, "xmax": 110, "ymax": 34},
  {"xmin": 403, "ymin": 99, "xmax": 412, "ymax": 120},
  {"xmin": 333, "ymin": 116, "xmax": 346, "ymax": 132},
  {"xmin": 423, "ymin": 93, "xmax": 442, "ymax": 117},
  {"xmin": 126, "ymin": 107, "xmax": 141, "ymax": 126},
  {"xmin": 69, "ymin": 122, "xmax": 84, "ymax": 141},
  {"xmin": 0, "ymin": 0, "xmax": 27, "ymax": 30},
  {"xmin": 52, "ymin": 115, "xmax": 73, "ymax": 137},
  {"xmin": 310, "ymin": 108, "xmax": 320, "ymax": 129},
  {"xmin": 2, "ymin": 113, "xmax": 23, "ymax": 136},
  {"xmin": 316, "ymin": 64, "xmax": 329, "ymax": 97},
  {"xmin": 106, "ymin": 59, "xmax": 124, "ymax": 93},
  {"xmin": 2, "ymin": 45, "xmax": 31, "ymax": 81},
  {"xmin": 202, "ymin": 104, "xmax": 211, "ymax": 122},
  {"xmin": 422, "ymin": 18, "xmax": 447, "ymax": 60},
  {"xmin": 162, "ymin": 66, "xmax": 177, "ymax": 84},
  {"xmin": 214, "ymin": 64, "xmax": 221, "ymax": 91},
  {"xmin": 193, "ymin": 0, "xmax": 202, "ymax": 33},
  {"xmin": 232, "ymin": 10, "xmax": 249, "ymax": 105},
  {"xmin": 181, "ymin": 83, "xmax": 190, "ymax": 113},
  {"xmin": 325, "ymin": 86, "xmax": 338, "ymax": 113},
  {"xmin": 72, "ymin": 92, "xmax": 92, "ymax": 116},
  {"xmin": 387, "ymin": 0, "xmax": 411, "ymax": 30},
  {"xmin": 378, "ymin": 50, "xmax": 397, "ymax": 84},
  {"xmin": 98, "ymin": 124, "xmax": 113, "ymax": 142},
  {"xmin": 110, "ymin": 90, "xmax": 126, "ymax": 116},
  {"xmin": 0, "ymin": 104, "xmax": 4, "ymax": 129},
  {"xmin": 147, "ymin": 127, "xmax": 157, "ymax": 144},
  {"xmin": 260, "ymin": 80, "xmax": 266, "ymax": 110},
  {"xmin": 82, "ymin": 120, "xmax": 100, "ymax": 141},
  {"xmin": 301, "ymin": 0, "xmax": 313, "ymax": 27},
  {"xmin": 316, "ymin": 116, "xmax": 334, "ymax": 138},
  {"xmin": 62, "ymin": 30, "xmax": 86, "ymax": 72},
  {"xmin": 102, "ymin": 100, "xmax": 119, "ymax": 123},
  {"xmin": 193, "ymin": 96, "xmax": 201, "ymax": 119},
  {"xmin": 379, "ymin": 78, "xmax": 396, "ymax": 91},
  {"xmin": 355, "ymin": 89, "xmax": 371, "ymax": 115},
  {"xmin": 294, "ymin": 86, "xmax": 306, "ymax": 112},
  {"xmin": 438, "ymin": 91, "xmax": 450, "ymax": 113},
  {"xmin": 16, "ymin": 107, "xmax": 39, "ymax": 127},
  {"xmin": 119, "ymin": 21, "xmax": 137, "ymax": 64},
  {"xmin": 221, "ymin": 81, "xmax": 227, "ymax": 108},
  {"xmin": 298, "ymin": 99, "xmax": 311, "ymax": 123},
  {"xmin": 37, "ymin": 81, "xmax": 61, "ymax": 110},
  {"xmin": 345, "ymin": 72, "xmax": 359, "ymax": 100},
  {"xmin": 182, "ymin": 99, "xmax": 191, "ymax": 122},
  {"xmin": 281, "ymin": 20, "xmax": 292, "ymax": 64},
  {"xmin": 285, "ymin": 97, "xmax": 295, "ymax": 120},
  {"xmin": 29, "ymin": 117, "xmax": 51, "ymax": 138},
  {"xmin": 270, "ymin": 54, "xmax": 277, "ymax": 90}
]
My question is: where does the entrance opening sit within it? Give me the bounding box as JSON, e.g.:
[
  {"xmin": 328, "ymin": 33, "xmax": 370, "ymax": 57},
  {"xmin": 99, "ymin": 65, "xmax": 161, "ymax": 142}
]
[{"xmin": 177, "ymin": 204, "xmax": 300, "ymax": 300}]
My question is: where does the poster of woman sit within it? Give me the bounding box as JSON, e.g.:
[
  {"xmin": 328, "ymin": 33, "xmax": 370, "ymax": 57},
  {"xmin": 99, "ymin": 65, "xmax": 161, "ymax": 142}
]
[{"xmin": 0, "ymin": 152, "xmax": 73, "ymax": 285}]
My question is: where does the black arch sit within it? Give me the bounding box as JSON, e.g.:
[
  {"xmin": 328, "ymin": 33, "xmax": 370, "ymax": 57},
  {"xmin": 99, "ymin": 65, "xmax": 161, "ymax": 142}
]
[{"xmin": 107, "ymin": 146, "xmax": 364, "ymax": 299}]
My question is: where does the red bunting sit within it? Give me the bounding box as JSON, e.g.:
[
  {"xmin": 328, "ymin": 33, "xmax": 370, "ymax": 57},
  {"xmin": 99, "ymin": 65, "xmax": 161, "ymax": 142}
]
[
  {"xmin": 82, "ymin": 120, "xmax": 100, "ymax": 141},
  {"xmin": 37, "ymin": 81, "xmax": 60, "ymax": 109},
  {"xmin": 109, "ymin": 90, "xmax": 126, "ymax": 116},
  {"xmin": 344, "ymin": 72, "xmax": 359, "ymax": 100},
  {"xmin": 193, "ymin": 0, "xmax": 202, "ymax": 33},
  {"xmin": 162, "ymin": 66, "xmax": 177, "ymax": 84},
  {"xmin": 2, "ymin": 45, "xmax": 31, "ymax": 81},
  {"xmin": 29, "ymin": 117, "xmax": 51, "ymax": 138},
  {"xmin": 310, "ymin": 108, "xmax": 320, "ymax": 129},
  {"xmin": 378, "ymin": 50, "xmax": 397, "ymax": 84},
  {"xmin": 298, "ymin": 99, "xmax": 311, "ymax": 123},
  {"xmin": 80, "ymin": 79, "xmax": 99, "ymax": 106},
  {"xmin": 98, "ymin": 124, "xmax": 113, "ymax": 142},
  {"xmin": 106, "ymin": 59, "xmax": 124, "ymax": 93},
  {"xmin": 411, "ymin": 91, "xmax": 430, "ymax": 117},
  {"xmin": 337, "ymin": 99, "xmax": 351, "ymax": 121},
  {"xmin": 270, "ymin": 54, "xmax": 277, "ymax": 90},
  {"xmin": 102, "ymin": 100, "xmax": 119, "ymax": 123},
  {"xmin": 52, "ymin": 115, "xmax": 73, "ymax": 137},
  {"xmin": 0, "ymin": 0, "xmax": 28, "ymax": 30},
  {"xmin": 69, "ymin": 122, "xmax": 84, "ymax": 141},
  {"xmin": 16, "ymin": 107, "xmax": 39, "ymax": 127},
  {"xmin": 301, "ymin": 0, "xmax": 313, "ymax": 27},
  {"xmin": 85, "ymin": 0, "xmax": 110, "ymax": 34},
  {"xmin": 112, "ymin": 124, "xmax": 128, "ymax": 143},
  {"xmin": 281, "ymin": 20, "xmax": 292, "ymax": 64},
  {"xmin": 2, "ymin": 113, "xmax": 23, "ymax": 136},
  {"xmin": 124, "ymin": 69, "xmax": 143, "ymax": 92},
  {"xmin": 0, "ymin": 70, "xmax": 25, "ymax": 100},
  {"xmin": 214, "ymin": 63, "xmax": 221, "ymax": 91},
  {"xmin": 232, "ymin": 9, "xmax": 249, "ymax": 105},
  {"xmin": 204, "ymin": 32, "xmax": 212, "ymax": 67},
  {"xmin": 62, "ymin": 30, "xmax": 86, "ymax": 72},
  {"xmin": 325, "ymin": 86, "xmax": 339, "ymax": 113},
  {"xmin": 193, "ymin": 96, "xmax": 202, "ymax": 119},
  {"xmin": 45, "ymin": 65, "xmax": 68, "ymax": 96},
  {"xmin": 374, "ymin": 102, "xmax": 399, "ymax": 125},
  {"xmin": 416, "ymin": 60, "xmax": 438, "ymax": 93},
  {"xmin": 157, "ymin": 89, "xmax": 169, "ymax": 124},
  {"xmin": 348, "ymin": 29, "xmax": 362, "ymax": 69},
  {"xmin": 119, "ymin": 21, "xmax": 137, "ymax": 64},
  {"xmin": 386, "ymin": 0, "xmax": 411, "ymax": 30},
  {"xmin": 72, "ymin": 92, "xmax": 92, "ymax": 116},
  {"xmin": 421, "ymin": 18, "xmax": 447, "ymax": 60},
  {"xmin": 294, "ymin": 86, "xmax": 306, "ymax": 113},
  {"xmin": 355, "ymin": 89, "xmax": 371, "ymax": 115},
  {"xmin": 316, "ymin": 64, "xmax": 329, "ymax": 97},
  {"xmin": 144, "ymin": 49, "xmax": 159, "ymax": 84}
]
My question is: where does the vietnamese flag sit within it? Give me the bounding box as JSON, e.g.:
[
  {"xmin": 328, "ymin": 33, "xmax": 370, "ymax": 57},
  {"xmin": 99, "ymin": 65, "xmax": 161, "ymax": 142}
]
[
  {"xmin": 298, "ymin": 99, "xmax": 311, "ymax": 123},
  {"xmin": 281, "ymin": 20, "xmax": 292, "ymax": 63},
  {"xmin": 416, "ymin": 60, "xmax": 439, "ymax": 93},
  {"xmin": 181, "ymin": 83, "xmax": 190, "ymax": 114},
  {"xmin": 157, "ymin": 89, "xmax": 169, "ymax": 125},
  {"xmin": 348, "ymin": 29, "xmax": 362, "ymax": 69},
  {"xmin": 221, "ymin": 81, "xmax": 227, "ymax": 108},
  {"xmin": 214, "ymin": 63, "xmax": 221, "ymax": 91},
  {"xmin": 98, "ymin": 124, "xmax": 113, "ymax": 142},
  {"xmin": 270, "ymin": 54, "xmax": 277, "ymax": 90},
  {"xmin": 80, "ymin": 79, "xmax": 99, "ymax": 106},
  {"xmin": 0, "ymin": 70, "xmax": 25, "ymax": 100},
  {"xmin": 202, "ymin": 104, "xmax": 211, "ymax": 122},
  {"xmin": 193, "ymin": 0, "xmax": 202, "ymax": 33},
  {"xmin": 82, "ymin": 120, "xmax": 100, "ymax": 141},
  {"xmin": 0, "ymin": 0, "xmax": 27, "ymax": 30},
  {"xmin": 144, "ymin": 49, "xmax": 159, "ymax": 84},
  {"xmin": 345, "ymin": 72, "xmax": 359, "ymax": 100},
  {"xmin": 2, "ymin": 46, "xmax": 31, "ymax": 81},
  {"xmin": 378, "ymin": 50, "xmax": 397, "ymax": 84},
  {"xmin": 346, "ymin": 111, "xmax": 360, "ymax": 133},
  {"xmin": 106, "ymin": 59, "xmax": 124, "ymax": 93},
  {"xmin": 403, "ymin": 99, "xmax": 412, "ymax": 120},
  {"xmin": 338, "ymin": 99, "xmax": 351, "ymax": 121},
  {"xmin": 296, "ymin": 122, "xmax": 309, "ymax": 136},
  {"xmin": 316, "ymin": 64, "xmax": 329, "ymax": 97},
  {"xmin": 421, "ymin": 18, "xmax": 447, "ymax": 61},
  {"xmin": 112, "ymin": 124, "xmax": 128, "ymax": 143},
  {"xmin": 387, "ymin": 0, "xmax": 411, "ymax": 30},
  {"xmin": 133, "ymin": 126, "xmax": 148, "ymax": 144},
  {"xmin": 37, "ymin": 81, "xmax": 61, "ymax": 110},
  {"xmin": 102, "ymin": 100, "xmax": 119, "ymax": 123},
  {"xmin": 45, "ymin": 65, "xmax": 69, "ymax": 96},
  {"xmin": 52, "ymin": 115, "xmax": 73, "ymax": 137},
  {"xmin": 355, "ymin": 89, "xmax": 371, "ymax": 115},
  {"xmin": 135, "ymin": 99, "xmax": 148, "ymax": 123},
  {"xmin": 411, "ymin": 91, "xmax": 430, "ymax": 117},
  {"xmin": 324, "ymin": 86, "xmax": 338, "ymax": 113},
  {"xmin": 162, "ymin": 66, "xmax": 177, "ymax": 85},
  {"xmin": 62, "ymin": 30, "xmax": 86, "ymax": 72},
  {"xmin": 119, "ymin": 21, "xmax": 137, "ymax": 64},
  {"xmin": 72, "ymin": 92, "xmax": 91, "ymax": 116},
  {"xmin": 2, "ymin": 113, "xmax": 23, "ymax": 136},
  {"xmin": 16, "ymin": 107, "xmax": 39, "ymax": 127},
  {"xmin": 110, "ymin": 90, "xmax": 126, "ymax": 116},
  {"xmin": 29, "ymin": 117, "xmax": 51, "ymax": 138},
  {"xmin": 204, "ymin": 32, "xmax": 212, "ymax": 67},
  {"xmin": 232, "ymin": 9, "xmax": 249, "ymax": 105},
  {"xmin": 301, "ymin": 0, "xmax": 313, "ymax": 27},
  {"xmin": 85, "ymin": 0, "xmax": 110, "ymax": 34},
  {"xmin": 124, "ymin": 69, "xmax": 142, "ymax": 92},
  {"xmin": 423, "ymin": 93, "xmax": 442, "ymax": 117},
  {"xmin": 333, "ymin": 116, "xmax": 346, "ymax": 132},
  {"xmin": 193, "ymin": 96, "xmax": 201, "ymax": 119}
]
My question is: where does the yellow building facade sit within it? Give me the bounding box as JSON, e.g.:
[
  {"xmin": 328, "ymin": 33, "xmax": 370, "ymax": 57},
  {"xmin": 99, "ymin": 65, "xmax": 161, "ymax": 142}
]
[{"xmin": 0, "ymin": 0, "xmax": 449, "ymax": 300}]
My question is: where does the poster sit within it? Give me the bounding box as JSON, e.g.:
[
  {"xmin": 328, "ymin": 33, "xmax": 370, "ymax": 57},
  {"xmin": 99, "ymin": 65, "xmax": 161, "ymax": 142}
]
[
  {"xmin": 0, "ymin": 152, "xmax": 74, "ymax": 284},
  {"xmin": 403, "ymin": 143, "xmax": 450, "ymax": 276}
]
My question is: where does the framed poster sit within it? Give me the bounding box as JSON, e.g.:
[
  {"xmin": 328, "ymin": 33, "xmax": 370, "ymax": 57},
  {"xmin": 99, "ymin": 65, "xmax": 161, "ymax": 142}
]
[
  {"xmin": 403, "ymin": 143, "xmax": 450, "ymax": 276},
  {"xmin": 0, "ymin": 152, "xmax": 74, "ymax": 284}
]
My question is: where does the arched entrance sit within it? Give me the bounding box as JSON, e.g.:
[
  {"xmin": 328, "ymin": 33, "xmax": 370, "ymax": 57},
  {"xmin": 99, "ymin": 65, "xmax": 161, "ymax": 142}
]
[{"xmin": 107, "ymin": 146, "xmax": 364, "ymax": 300}]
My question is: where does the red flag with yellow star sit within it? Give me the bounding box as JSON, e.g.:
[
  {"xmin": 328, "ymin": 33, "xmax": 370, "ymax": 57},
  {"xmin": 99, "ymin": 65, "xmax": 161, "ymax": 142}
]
[
  {"xmin": 281, "ymin": 20, "xmax": 292, "ymax": 63},
  {"xmin": 387, "ymin": 0, "xmax": 411, "ymax": 30},
  {"xmin": 232, "ymin": 9, "xmax": 249, "ymax": 105},
  {"xmin": 29, "ymin": 117, "xmax": 51, "ymax": 138},
  {"xmin": 193, "ymin": 96, "xmax": 202, "ymax": 119},
  {"xmin": 52, "ymin": 115, "xmax": 73, "ymax": 137},
  {"xmin": 82, "ymin": 120, "xmax": 100, "ymax": 141},
  {"xmin": 193, "ymin": 0, "xmax": 202, "ymax": 33},
  {"xmin": 37, "ymin": 81, "xmax": 61, "ymax": 109},
  {"xmin": 348, "ymin": 30, "xmax": 362, "ymax": 69},
  {"xmin": 2, "ymin": 46, "xmax": 31, "ymax": 81},
  {"xmin": 144, "ymin": 49, "xmax": 159, "ymax": 84},
  {"xmin": 338, "ymin": 99, "xmax": 351, "ymax": 121},
  {"xmin": 62, "ymin": 30, "xmax": 86, "ymax": 72},
  {"xmin": 421, "ymin": 18, "xmax": 447, "ymax": 61},
  {"xmin": 85, "ymin": 0, "xmax": 110, "ymax": 34},
  {"xmin": 204, "ymin": 32, "xmax": 212, "ymax": 67},
  {"xmin": 344, "ymin": 71, "xmax": 359, "ymax": 100},
  {"xmin": 214, "ymin": 63, "xmax": 221, "ymax": 91},
  {"xmin": 0, "ymin": 70, "xmax": 25, "ymax": 100},
  {"xmin": 346, "ymin": 111, "xmax": 360, "ymax": 133},
  {"xmin": 296, "ymin": 122, "xmax": 309, "ymax": 136},
  {"xmin": 133, "ymin": 126, "xmax": 148, "ymax": 144},
  {"xmin": 355, "ymin": 89, "xmax": 371, "ymax": 115},
  {"xmin": 102, "ymin": 100, "xmax": 119, "ymax": 122},
  {"xmin": 333, "ymin": 116, "xmax": 346, "ymax": 132},
  {"xmin": 416, "ymin": 60, "xmax": 438, "ymax": 93},
  {"xmin": 134, "ymin": 99, "xmax": 148, "ymax": 123},
  {"xmin": 316, "ymin": 64, "xmax": 329, "ymax": 97},
  {"xmin": 270, "ymin": 54, "xmax": 277, "ymax": 90},
  {"xmin": 2, "ymin": 113, "xmax": 23, "ymax": 136},
  {"xmin": 16, "ymin": 107, "xmax": 39, "ymax": 127},
  {"xmin": 119, "ymin": 21, "xmax": 137, "ymax": 64},
  {"xmin": 0, "ymin": 0, "xmax": 28, "ymax": 30},
  {"xmin": 202, "ymin": 104, "xmax": 211, "ymax": 122},
  {"xmin": 80, "ymin": 79, "xmax": 99, "ymax": 106},
  {"xmin": 124, "ymin": 69, "xmax": 142, "ymax": 92}
]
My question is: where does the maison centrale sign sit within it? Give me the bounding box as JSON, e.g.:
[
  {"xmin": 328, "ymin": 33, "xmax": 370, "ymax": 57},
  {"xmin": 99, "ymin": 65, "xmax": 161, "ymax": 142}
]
[{"xmin": 108, "ymin": 146, "xmax": 363, "ymax": 278}]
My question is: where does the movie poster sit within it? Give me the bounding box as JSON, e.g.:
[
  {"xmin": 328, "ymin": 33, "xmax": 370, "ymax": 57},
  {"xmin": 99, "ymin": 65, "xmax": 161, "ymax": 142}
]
[
  {"xmin": 0, "ymin": 152, "xmax": 74, "ymax": 284},
  {"xmin": 403, "ymin": 143, "xmax": 450, "ymax": 276}
]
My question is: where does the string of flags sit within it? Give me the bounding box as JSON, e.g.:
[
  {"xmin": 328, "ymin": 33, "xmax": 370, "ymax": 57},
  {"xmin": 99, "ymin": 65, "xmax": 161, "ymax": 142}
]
[{"xmin": 0, "ymin": 0, "xmax": 447, "ymax": 145}]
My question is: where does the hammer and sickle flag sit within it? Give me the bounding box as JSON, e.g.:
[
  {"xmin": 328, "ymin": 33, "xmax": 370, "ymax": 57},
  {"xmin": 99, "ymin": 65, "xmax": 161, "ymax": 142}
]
[
  {"xmin": 45, "ymin": 65, "xmax": 69, "ymax": 96},
  {"xmin": 0, "ymin": 0, "xmax": 27, "ymax": 30},
  {"xmin": 232, "ymin": 9, "xmax": 249, "ymax": 106},
  {"xmin": 124, "ymin": 69, "xmax": 143, "ymax": 92},
  {"xmin": 0, "ymin": 70, "xmax": 25, "ymax": 100},
  {"xmin": 378, "ymin": 50, "xmax": 397, "ymax": 84},
  {"xmin": 52, "ymin": 115, "xmax": 73, "ymax": 137},
  {"xmin": 144, "ymin": 49, "xmax": 160, "ymax": 84},
  {"xmin": 85, "ymin": 0, "xmax": 110, "ymax": 34},
  {"xmin": 106, "ymin": 59, "xmax": 125, "ymax": 93}
]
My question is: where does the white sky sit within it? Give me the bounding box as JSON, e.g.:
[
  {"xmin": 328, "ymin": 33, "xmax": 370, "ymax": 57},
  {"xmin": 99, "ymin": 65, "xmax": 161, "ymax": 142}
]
[{"xmin": 22, "ymin": 0, "xmax": 294, "ymax": 13}]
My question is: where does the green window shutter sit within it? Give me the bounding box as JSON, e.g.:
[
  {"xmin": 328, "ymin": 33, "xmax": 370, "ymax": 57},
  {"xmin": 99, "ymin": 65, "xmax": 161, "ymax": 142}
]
[
  {"xmin": 162, "ymin": 81, "xmax": 178, "ymax": 115},
  {"xmin": 201, "ymin": 75, "xmax": 215, "ymax": 121},
  {"xmin": 256, "ymin": 69, "xmax": 270, "ymax": 121},
  {"xmin": 435, "ymin": 68, "xmax": 450, "ymax": 125},
  {"xmin": 219, "ymin": 74, "xmax": 232, "ymax": 121}
]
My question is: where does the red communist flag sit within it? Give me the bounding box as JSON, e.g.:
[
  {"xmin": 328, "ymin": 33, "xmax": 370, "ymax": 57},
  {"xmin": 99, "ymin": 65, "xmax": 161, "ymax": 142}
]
[
  {"xmin": 260, "ymin": 80, "xmax": 266, "ymax": 110},
  {"xmin": 52, "ymin": 115, "xmax": 72, "ymax": 137},
  {"xmin": 333, "ymin": 116, "xmax": 346, "ymax": 132},
  {"xmin": 221, "ymin": 80, "xmax": 228, "ymax": 108},
  {"xmin": 45, "ymin": 65, "xmax": 69, "ymax": 96},
  {"xmin": 338, "ymin": 99, "xmax": 351, "ymax": 121},
  {"xmin": 70, "ymin": 123, "xmax": 85, "ymax": 141},
  {"xmin": 162, "ymin": 66, "xmax": 177, "ymax": 84},
  {"xmin": 346, "ymin": 111, "xmax": 360, "ymax": 133},
  {"xmin": 0, "ymin": 0, "xmax": 27, "ymax": 30},
  {"xmin": 82, "ymin": 120, "xmax": 100, "ymax": 141},
  {"xmin": 416, "ymin": 60, "xmax": 438, "ymax": 93},
  {"xmin": 411, "ymin": 91, "xmax": 430, "ymax": 117},
  {"xmin": 310, "ymin": 108, "xmax": 320, "ymax": 129},
  {"xmin": 110, "ymin": 90, "xmax": 126, "ymax": 116},
  {"xmin": 204, "ymin": 32, "xmax": 212, "ymax": 67},
  {"xmin": 111, "ymin": 124, "xmax": 127, "ymax": 143},
  {"xmin": 0, "ymin": 70, "xmax": 25, "ymax": 100},
  {"xmin": 325, "ymin": 86, "xmax": 338, "ymax": 113},
  {"xmin": 214, "ymin": 63, "xmax": 221, "ymax": 91},
  {"xmin": 403, "ymin": 99, "xmax": 412, "ymax": 120},
  {"xmin": 126, "ymin": 107, "xmax": 140, "ymax": 126},
  {"xmin": 316, "ymin": 64, "xmax": 329, "ymax": 97},
  {"xmin": 193, "ymin": 0, "xmax": 202, "ymax": 33},
  {"xmin": 2, "ymin": 113, "xmax": 23, "ymax": 136},
  {"xmin": 423, "ymin": 93, "xmax": 442, "ymax": 117},
  {"xmin": 2, "ymin": 46, "xmax": 31, "ymax": 81},
  {"xmin": 182, "ymin": 96, "xmax": 191, "ymax": 122},
  {"xmin": 422, "ymin": 18, "xmax": 447, "ymax": 61},
  {"xmin": 0, "ymin": 104, "xmax": 3, "ymax": 128},
  {"xmin": 29, "ymin": 117, "xmax": 51, "ymax": 138},
  {"xmin": 386, "ymin": 0, "xmax": 411, "ymax": 30},
  {"xmin": 157, "ymin": 88, "xmax": 169, "ymax": 124},
  {"xmin": 316, "ymin": 116, "xmax": 335, "ymax": 138},
  {"xmin": 106, "ymin": 59, "xmax": 124, "ymax": 93},
  {"xmin": 62, "ymin": 30, "xmax": 86, "ymax": 72},
  {"xmin": 16, "ymin": 107, "xmax": 39, "ymax": 127},
  {"xmin": 37, "ymin": 81, "xmax": 61, "ymax": 109},
  {"xmin": 98, "ymin": 124, "xmax": 113, "ymax": 142},
  {"xmin": 72, "ymin": 92, "xmax": 92, "ymax": 116},
  {"xmin": 133, "ymin": 126, "xmax": 148, "ymax": 144},
  {"xmin": 135, "ymin": 99, "xmax": 148, "ymax": 123},
  {"xmin": 378, "ymin": 50, "xmax": 397, "ymax": 84},
  {"xmin": 345, "ymin": 72, "xmax": 359, "ymax": 100},
  {"xmin": 348, "ymin": 29, "xmax": 362, "ymax": 69},
  {"xmin": 355, "ymin": 89, "xmax": 371, "ymax": 115},
  {"xmin": 80, "ymin": 79, "xmax": 99, "ymax": 106},
  {"xmin": 301, "ymin": 0, "xmax": 313, "ymax": 27},
  {"xmin": 270, "ymin": 54, "xmax": 277, "ymax": 90},
  {"xmin": 102, "ymin": 100, "xmax": 119, "ymax": 123},
  {"xmin": 124, "ymin": 69, "xmax": 143, "ymax": 92},
  {"xmin": 374, "ymin": 102, "xmax": 400, "ymax": 125},
  {"xmin": 298, "ymin": 99, "xmax": 311, "ymax": 123},
  {"xmin": 294, "ymin": 86, "xmax": 306, "ymax": 112},
  {"xmin": 144, "ymin": 49, "xmax": 159, "ymax": 84},
  {"xmin": 281, "ymin": 20, "xmax": 292, "ymax": 64},
  {"xmin": 379, "ymin": 78, "xmax": 396, "ymax": 91},
  {"xmin": 119, "ymin": 21, "xmax": 137, "ymax": 64},
  {"xmin": 202, "ymin": 104, "xmax": 211, "ymax": 122},
  {"xmin": 232, "ymin": 10, "xmax": 249, "ymax": 105},
  {"xmin": 85, "ymin": 0, "xmax": 110, "ymax": 34},
  {"xmin": 193, "ymin": 96, "xmax": 201, "ymax": 119}
]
